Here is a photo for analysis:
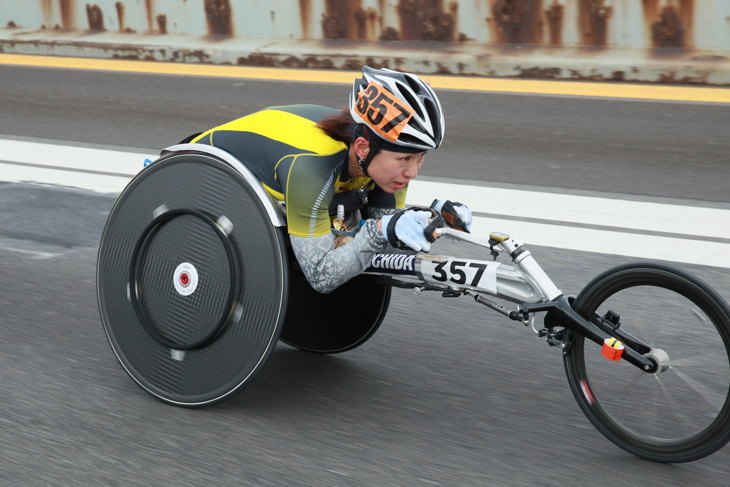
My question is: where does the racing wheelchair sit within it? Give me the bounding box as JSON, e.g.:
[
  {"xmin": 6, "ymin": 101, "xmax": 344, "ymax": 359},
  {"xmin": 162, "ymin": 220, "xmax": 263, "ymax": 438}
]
[{"xmin": 97, "ymin": 144, "xmax": 730, "ymax": 463}]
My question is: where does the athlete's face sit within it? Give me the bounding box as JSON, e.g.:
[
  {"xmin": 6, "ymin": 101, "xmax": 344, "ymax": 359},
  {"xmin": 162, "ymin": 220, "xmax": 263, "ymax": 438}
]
[{"xmin": 368, "ymin": 150, "xmax": 426, "ymax": 193}]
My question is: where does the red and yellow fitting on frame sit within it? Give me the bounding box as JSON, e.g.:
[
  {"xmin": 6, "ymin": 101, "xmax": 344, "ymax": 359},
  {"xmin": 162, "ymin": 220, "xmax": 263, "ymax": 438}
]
[{"xmin": 602, "ymin": 337, "xmax": 624, "ymax": 361}]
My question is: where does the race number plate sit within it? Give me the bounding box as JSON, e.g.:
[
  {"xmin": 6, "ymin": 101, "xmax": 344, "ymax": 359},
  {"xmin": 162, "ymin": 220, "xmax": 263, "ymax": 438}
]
[
  {"xmin": 355, "ymin": 81, "xmax": 415, "ymax": 142},
  {"xmin": 418, "ymin": 257, "xmax": 500, "ymax": 294}
]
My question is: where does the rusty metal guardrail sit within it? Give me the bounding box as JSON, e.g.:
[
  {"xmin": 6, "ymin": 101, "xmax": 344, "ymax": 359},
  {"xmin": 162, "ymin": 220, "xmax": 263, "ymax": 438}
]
[{"xmin": 1, "ymin": 1, "xmax": 729, "ymax": 84}]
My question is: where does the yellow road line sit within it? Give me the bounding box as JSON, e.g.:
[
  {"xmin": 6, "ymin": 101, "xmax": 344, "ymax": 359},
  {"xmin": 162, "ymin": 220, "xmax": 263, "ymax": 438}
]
[{"xmin": 2, "ymin": 53, "xmax": 729, "ymax": 103}]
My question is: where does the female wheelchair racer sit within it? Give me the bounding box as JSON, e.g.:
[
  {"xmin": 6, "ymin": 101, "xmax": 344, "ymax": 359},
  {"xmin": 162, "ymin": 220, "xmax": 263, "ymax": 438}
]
[
  {"xmin": 97, "ymin": 66, "xmax": 473, "ymax": 406},
  {"xmin": 97, "ymin": 67, "xmax": 730, "ymax": 462}
]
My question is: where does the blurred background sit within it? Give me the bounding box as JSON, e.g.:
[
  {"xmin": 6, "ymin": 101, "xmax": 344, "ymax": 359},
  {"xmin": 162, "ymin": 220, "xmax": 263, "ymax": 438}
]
[{"xmin": 1, "ymin": 0, "xmax": 729, "ymax": 83}]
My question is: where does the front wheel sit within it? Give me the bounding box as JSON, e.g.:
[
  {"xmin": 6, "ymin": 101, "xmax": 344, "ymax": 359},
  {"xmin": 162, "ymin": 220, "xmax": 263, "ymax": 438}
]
[{"xmin": 563, "ymin": 262, "xmax": 730, "ymax": 462}]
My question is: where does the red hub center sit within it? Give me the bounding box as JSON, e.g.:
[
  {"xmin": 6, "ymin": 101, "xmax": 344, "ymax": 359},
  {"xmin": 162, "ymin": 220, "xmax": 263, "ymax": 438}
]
[{"xmin": 180, "ymin": 273, "xmax": 190, "ymax": 285}]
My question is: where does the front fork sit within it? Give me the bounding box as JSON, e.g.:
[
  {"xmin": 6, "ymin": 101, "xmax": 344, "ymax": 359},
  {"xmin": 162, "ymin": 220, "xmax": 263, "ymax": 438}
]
[
  {"xmin": 435, "ymin": 229, "xmax": 659, "ymax": 374},
  {"xmin": 523, "ymin": 296, "xmax": 658, "ymax": 373}
]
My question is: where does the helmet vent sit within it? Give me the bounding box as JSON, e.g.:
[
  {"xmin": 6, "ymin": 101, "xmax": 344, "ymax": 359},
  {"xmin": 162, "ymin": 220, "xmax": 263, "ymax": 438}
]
[
  {"xmin": 423, "ymin": 98, "xmax": 440, "ymax": 129},
  {"xmin": 398, "ymin": 85, "xmax": 422, "ymax": 118},
  {"xmin": 397, "ymin": 133, "xmax": 425, "ymax": 146},
  {"xmin": 404, "ymin": 74, "xmax": 425, "ymax": 94}
]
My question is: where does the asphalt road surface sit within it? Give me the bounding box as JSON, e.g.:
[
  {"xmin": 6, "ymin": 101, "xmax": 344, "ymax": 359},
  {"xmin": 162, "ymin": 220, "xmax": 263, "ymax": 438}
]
[{"xmin": 1, "ymin": 63, "xmax": 730, "ymax": 486}]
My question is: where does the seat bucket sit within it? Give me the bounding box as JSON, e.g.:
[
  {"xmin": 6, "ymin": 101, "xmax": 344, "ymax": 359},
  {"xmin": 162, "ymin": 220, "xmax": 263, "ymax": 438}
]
[{"xmin": 280, "ymin": 270, "xmax": 391, "ymax": 354}]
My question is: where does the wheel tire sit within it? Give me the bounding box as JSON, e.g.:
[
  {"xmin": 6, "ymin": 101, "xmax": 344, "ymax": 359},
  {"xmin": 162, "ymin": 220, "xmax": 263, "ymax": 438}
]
[{"xmin": 563, "ymin": 262, "xmax": 730, "ymax": 462}]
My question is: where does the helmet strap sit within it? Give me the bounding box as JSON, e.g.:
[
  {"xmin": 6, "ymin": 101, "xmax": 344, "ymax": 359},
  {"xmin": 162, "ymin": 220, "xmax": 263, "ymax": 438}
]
[
  {"xmin": 359, "ymin": 131, "xmax": 383, "ymax": 178},
  {"xmin": 351, "ymin": 124, "xmax": 383, "ymax": 178}
]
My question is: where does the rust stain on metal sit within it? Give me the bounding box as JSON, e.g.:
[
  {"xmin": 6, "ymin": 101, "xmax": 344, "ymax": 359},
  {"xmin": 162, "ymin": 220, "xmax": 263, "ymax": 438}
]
[
  {"xmin": 205, "ymin": 0, "xmax": 233, "ymax": 36},
  {"xmin": 651, "ymin": 1, "xmax": 693, "ymax": 49},
  {"xmin": 652, "ymin": 6, "xmax": 684, "ymax": 48},
  {"xmin": 380, "ymin": 27, "xmax": 400, "ymax": 41},
  {"xmin": 376, "ymin": 0, "xmax": 393, "ymax": 40},
  {"xmin": 354, "ymin": 8, "xmax": 378, "ymax": 40},
  {"xmin": 157, "ymin": 14, "xmax": 167, "ymax": 34},
  {"xmin": 641, "ymin": 0, "xmax": 659, "ymax": 40},
  {"xmin": 578, "ymin": 0, "xmax": 611, "ymax": 47},
  {"xmin": 282, "ymin": 56, "xmax": 304, "ymax": 68},
  {"xmin": 449, "ymin": 1, "xmax": 459, "ymax": 41},
  {"xmin": 322, "ymin": 0, "xmax": 364, "ymax": 40},
  {"xmin": 145, "ymin": 0, "xmax": 155, "ymax": 33},
  {"xmin": 517, "ymin": 66, "xmax": 561, "ymax": 78},
  {"xmin": 489, "ymin": 0, "xmax": 543, "ymax": 45},
  {"xmin": 356, "ymin": 7, "xmax": 379, "ymax": 40},
  {"xmin": 116, "ymin": 2, "xmax": 135, "ymax": 33},
  {"xmin": 642, "ymin": 0, "xmax": 659, "ymax": 23},
  {"xmin": 169, "ymin": 49, "xmax": 211, "ymax": 63},
  {"xmin": 237, "ymin": 54, "xmax": 335, "ymax": 70},
  {"xmin": 355, "ymin": 8, "xmax": 367, "ymax": 39},
  {"xmin": 658, "ymin": 70, "xmax": 709, "ymax": 85},
  {"xmin": 41, "ymin": 0, "xmax": 53, "ymax": 29},
  {"xmin": 545, "ymin": 1, "xmax": 563, "ymax": 45},
  {"xmin": 86, "ymin": 4, "xmax": 105, "ymax": 32},
  {"xmin": 299, "ymin": 0, "xmax": 310, "ymax": 38},
  {"xmin": 60, "ymin": 0, "xmax": 75, "ymax": 30},
  {"xmin": 678, "ymin": 0, "xmax": 694, "ymax": 47},
  {"xmin": 238, "ymin": 53, "xmax": 276, "ymax": 67},
  {"xmin": 398, "ymin": 0, "xmax": 456, "ymax": 42}
]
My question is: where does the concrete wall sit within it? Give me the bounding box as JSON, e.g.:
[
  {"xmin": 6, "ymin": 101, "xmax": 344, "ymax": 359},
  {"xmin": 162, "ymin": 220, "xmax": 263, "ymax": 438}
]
[
  {"xmin": 1, "ymin": 1, "xmax": 729, "ymax": 84},
  {"xmin": 4, "ymin": 0, "xmax": 729, "ymax": 48}
]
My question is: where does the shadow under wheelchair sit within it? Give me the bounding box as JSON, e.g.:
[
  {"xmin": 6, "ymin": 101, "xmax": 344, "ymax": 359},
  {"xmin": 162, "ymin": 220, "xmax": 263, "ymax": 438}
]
[
  {"xmin": 220, "ymin": 345, "xmax": 374, "ymax": 411},
  {"xmin": 217, "ymin": 267, "xmax": 393, "ymax": 411}
]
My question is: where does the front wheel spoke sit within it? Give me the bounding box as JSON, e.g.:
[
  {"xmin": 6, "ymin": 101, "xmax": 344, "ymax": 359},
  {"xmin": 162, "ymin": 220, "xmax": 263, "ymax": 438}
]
[
  {"xmin": 670, "ymin": 354, "xmax": 725, "ymax": 368},
  {"xmin": 610, "ymin": 365, "xmax": 646, "ymax": 397},
  {"xmin": 653, "ymin": 375, "xmax": 702, "ymax": 434},
  {"xmin": 669, "ymin": 367, "xmax": 728, "ymax": 414}
]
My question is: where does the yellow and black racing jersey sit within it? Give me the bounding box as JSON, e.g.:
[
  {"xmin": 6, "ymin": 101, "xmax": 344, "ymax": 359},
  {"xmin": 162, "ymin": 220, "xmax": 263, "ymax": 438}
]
[{"xmin": 191, "ymin": 104, "xmax": 407, "ymax": 237}]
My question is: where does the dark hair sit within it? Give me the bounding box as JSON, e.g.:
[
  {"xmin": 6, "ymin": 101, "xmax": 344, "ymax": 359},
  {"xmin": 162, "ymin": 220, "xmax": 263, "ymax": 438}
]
[
  {"xmin": 317, "ymin": 109, "xmax": 386, "ymax": 160},
  {"xmin": 317, "ymin": 108, "xmax": 354, "ymax": 144}
]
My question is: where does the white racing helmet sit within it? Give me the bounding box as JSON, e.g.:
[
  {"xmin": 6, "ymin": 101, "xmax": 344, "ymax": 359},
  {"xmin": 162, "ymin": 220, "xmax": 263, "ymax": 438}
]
[{"xmin": 349, "ymin": 66, "xmax": 445, "ymax": 152}]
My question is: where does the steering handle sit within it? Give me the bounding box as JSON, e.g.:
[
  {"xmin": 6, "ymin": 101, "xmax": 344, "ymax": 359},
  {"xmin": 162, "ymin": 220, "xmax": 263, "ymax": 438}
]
[
  {"xmin": 424, "ymin": 200, "xmax": 470, "ymax": 243},
  {"xmin": 424, "ymin": 215, "xmax": 444, "ymax": 243}
]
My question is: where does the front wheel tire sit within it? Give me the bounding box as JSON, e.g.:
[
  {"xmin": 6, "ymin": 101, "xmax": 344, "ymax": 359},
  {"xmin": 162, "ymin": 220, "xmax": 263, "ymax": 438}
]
[{"xmin": 563, "ymin": 262, "xmax": 730, "ymax": 462}]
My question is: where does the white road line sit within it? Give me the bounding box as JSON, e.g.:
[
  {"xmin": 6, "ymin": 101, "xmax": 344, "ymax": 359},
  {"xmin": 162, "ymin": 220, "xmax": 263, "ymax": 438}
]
[
  {"xmin": 470, "ymin": 216, "xmax": 730, "ymax": 269},
  {"xmin": 0, "ymin": 162, "xmax": 132, "ymax": 193},
  {"xmin": 406, "ymin": 181, "xmax": 730, "ymax": 240},
  {"xmin": 2, "ymin": 138, "xmax": 729, "ymax": 267},
  {"xmin": 2, "ymin": 139, "xmax": 146, "ymax": 176}
]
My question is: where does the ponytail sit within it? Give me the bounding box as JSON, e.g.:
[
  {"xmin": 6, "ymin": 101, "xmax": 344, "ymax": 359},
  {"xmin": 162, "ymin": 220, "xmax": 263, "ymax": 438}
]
[{"xmin": 317, "ymin": 108, "xmax": 354, "ymax": 144}]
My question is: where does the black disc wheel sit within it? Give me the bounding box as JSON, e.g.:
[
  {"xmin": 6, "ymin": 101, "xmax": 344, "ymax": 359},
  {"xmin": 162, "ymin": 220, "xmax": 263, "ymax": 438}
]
[
  {"xmin": 97, "ymin": 151, "xmax": 288, "ymax": 407},
  {"xmin": 564, "ymin": 262, "xmax": 730, "ymax": 462}
]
